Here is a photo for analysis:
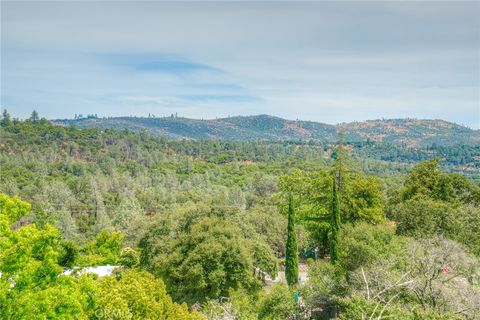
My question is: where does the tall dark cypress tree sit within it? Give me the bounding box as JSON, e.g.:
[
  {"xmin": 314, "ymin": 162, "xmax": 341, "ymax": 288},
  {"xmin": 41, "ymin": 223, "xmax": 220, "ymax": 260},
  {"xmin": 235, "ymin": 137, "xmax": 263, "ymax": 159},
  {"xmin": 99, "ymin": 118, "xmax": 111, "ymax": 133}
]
[
  {"xmin": 285, "ymin": 194, "xmax": 299, "ymax": 286},
  {"xmin": 329, "ymin": 179, "xmax": 341, "ymax": 263}
]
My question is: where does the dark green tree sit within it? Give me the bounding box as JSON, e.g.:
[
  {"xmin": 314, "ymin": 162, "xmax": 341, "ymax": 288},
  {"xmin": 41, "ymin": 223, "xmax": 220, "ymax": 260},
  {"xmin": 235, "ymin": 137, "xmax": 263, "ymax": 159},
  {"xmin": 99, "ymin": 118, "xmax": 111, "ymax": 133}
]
[
  {"xmin": 285, "ymin": 194, "xmax": 298, "ymax": 286},
  {"xmin": 331, "ymin": 132, "xmax": 349, "ymax": 192},
  {"xmin": 1, "ymin": 109, "xmax": 11, "ymax": 127},
  {"xmin": 58, "ymin": 240, "xmax": 79, "ymax": 268},
  {"xmin": 329, "ymin": 179, "xmax": 341, "ymax": 263},
  {"xmin": 30, "ymin": 110, "xmax": 39, "ymax": 123},
  {"xmin": 140, "ymin": 216, "xmax": 261, "ymax": 304}
]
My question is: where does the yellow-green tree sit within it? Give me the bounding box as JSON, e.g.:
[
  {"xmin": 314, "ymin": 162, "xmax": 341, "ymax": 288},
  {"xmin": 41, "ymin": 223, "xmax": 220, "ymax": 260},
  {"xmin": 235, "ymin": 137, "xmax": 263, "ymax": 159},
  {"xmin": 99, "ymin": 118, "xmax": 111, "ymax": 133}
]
[
  {"xmin": 0, "ymin": 193, "xmax": 95, "ymax": 319},
  {"xmin": 1, "ymin": 194, "xmax": 203, "ymax": 319},
  {"xmin": 95, "ymin": 270, "xmax": 205, "ymax": 319}
]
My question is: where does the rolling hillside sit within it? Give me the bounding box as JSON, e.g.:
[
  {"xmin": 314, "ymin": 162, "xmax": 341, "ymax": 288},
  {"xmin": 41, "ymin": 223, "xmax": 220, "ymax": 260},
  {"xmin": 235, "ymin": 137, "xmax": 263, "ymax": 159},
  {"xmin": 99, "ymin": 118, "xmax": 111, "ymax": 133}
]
[
  {"xmin": 338, "ymin": 119, "xmax": 479, "ymax": 147},
  {"xmin": 54, "ymin": 115, "xmax": 480, "ymax": 146}
]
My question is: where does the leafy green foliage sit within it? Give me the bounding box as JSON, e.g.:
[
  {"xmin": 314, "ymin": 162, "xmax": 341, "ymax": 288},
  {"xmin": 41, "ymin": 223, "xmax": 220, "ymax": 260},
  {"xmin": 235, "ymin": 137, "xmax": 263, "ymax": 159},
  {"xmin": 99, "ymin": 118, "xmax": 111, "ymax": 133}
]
[
  {"xmin": 0, "ymin": 193, "xmax": 30, "ymax": 228},
  {"xmin": 118, "ymin": 247, "xmax": 140, "ymax": 268},
  {"xmin": 0, "ymin": 193, "xmax": 95, "ymax": 319},
  {"xmin": 336, "ymin": 222, "xmax": 406, "ymax": 272},
  {"xmin": 203, "ymin": 285, "xmax": 300, "ymax": 320},
  {"xmin": 391, "ymin": 195, "xmax": 459, "ymax": 237},
  {"xmin": 2, "ymin": 116, "xmax": 480, "ymax": 319},
  {"xmin": 78, "ymin": 230, "xmax": 124, "ymax": 266},
  {"xmin": 344, "ymin": 175, "xmax": 384, "ymax": 222},
  {"xmin": 2, "ymin": 276, "xmax": 97, "ymax": 320},
  {"xmin": 0, "ymin": 194, "xmax": 203, "ymax": 319},
  {"xmin": 258, "ymin": 284, "xmax": 298, "ymax": 320},
  {"xmin": 400, "ymin": 159, "xmax": 480, "ymax": 204},
  {"xmin": 336, "ymin": 294, "xmax": 417, "ymax": 320},
  {"xmin": 278, "ymin": 154, "xmax": 384, "ymax": 260},
  {"xmin": 140, "ymin": 214, "xmax": 276, "ymax": 304},
  {"xmin": 301, "ymin": 261, "xmax": 346, "ymax": 318},
  {"xmin": 391, "ymin": 160, "xmax": 480, "ymax": 255},
  {"xmin": 95, "ymin": 270, "xmax": 204, "ymax": 319},
  {"xmin": 251, "ymin": 239, "xmax": 278, "ymax": 279},
  {"xmin": 58, "ymin": 240, "xmax": 80, "ymax": 268}
]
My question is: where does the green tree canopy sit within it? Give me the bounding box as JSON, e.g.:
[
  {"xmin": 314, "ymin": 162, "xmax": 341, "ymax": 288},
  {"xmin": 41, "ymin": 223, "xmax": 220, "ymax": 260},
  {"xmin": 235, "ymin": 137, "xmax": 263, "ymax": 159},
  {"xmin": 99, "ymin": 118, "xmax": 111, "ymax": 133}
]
[
  {"xmin": 401, "ymin": 159, "xmax": 480, "ymax": 205},
  {"xmin": 0, "ymin": 193, "xmax": 95, "ymax": 319},
  {"xmin": 140, "ymin": 215, "xmax": 276, "ymax": 304},
  {"xmin": 95, "ymin": 270, "xmax": 205, "ymax": 319}
]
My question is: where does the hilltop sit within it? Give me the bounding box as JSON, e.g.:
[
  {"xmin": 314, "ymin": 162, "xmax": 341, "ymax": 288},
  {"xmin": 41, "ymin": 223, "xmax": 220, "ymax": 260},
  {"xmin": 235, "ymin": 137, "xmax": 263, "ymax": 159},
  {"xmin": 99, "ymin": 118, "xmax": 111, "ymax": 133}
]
[{"xmin": 54, "ymin": 115, "xmax": 480, "ymax": 147}]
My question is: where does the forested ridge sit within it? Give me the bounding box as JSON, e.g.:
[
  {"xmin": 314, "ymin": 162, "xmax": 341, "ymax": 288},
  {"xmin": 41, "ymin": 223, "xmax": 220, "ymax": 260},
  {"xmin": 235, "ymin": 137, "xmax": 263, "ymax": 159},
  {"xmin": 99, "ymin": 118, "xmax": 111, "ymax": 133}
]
[
  {"xmin": 55, "ymin": 114, "xmax": 480, "ymax": 147},
  {"xmin": 1, "ymin": 111, "xmax": 479, "ymax": 319}
]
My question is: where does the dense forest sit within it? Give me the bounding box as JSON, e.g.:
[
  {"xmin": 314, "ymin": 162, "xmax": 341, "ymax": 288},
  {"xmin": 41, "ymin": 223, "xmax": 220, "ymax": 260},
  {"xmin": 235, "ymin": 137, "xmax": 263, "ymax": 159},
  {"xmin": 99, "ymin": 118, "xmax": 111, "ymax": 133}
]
[
  {"xmin": 1, "ymin": 111, "xmax": 479, "ymax": 319},
  {"xmin": 55, "ymin": 115, "xmax": 480, "ymax": 182}
]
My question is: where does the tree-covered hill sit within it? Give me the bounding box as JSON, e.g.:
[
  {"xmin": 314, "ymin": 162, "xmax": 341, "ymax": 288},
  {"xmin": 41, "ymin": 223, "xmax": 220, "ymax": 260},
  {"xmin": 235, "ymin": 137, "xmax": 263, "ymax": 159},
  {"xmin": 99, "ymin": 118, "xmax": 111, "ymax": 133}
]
[
  {"xmin": 2, "ymin": 112, "xmax": 480, "ymax": 319},
  {"xmin": 54, "ymin": 115, "xmax": 480, "ymax": 147},
  {"xmin": 338, "ymin": 118, "xmax": 480, "ymax": 147},
  {"xmin": 54, "ymin": 114, "xmax": 338, "ymax": 142}
]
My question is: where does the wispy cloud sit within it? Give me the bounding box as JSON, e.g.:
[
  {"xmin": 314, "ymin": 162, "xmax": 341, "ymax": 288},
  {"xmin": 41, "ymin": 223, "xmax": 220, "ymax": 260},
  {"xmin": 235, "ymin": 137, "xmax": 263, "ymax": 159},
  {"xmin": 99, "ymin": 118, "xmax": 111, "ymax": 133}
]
[
  {"xmin": 180, "ymin": 94, "xmax": 260, "ymax": 103},
  {"xmin": 118, "ymin": 95, "xmax": 180, "ymax": 106},
  {"xmin": 104, "ymin": 53, "xmax": 218, "ymax": 74}
]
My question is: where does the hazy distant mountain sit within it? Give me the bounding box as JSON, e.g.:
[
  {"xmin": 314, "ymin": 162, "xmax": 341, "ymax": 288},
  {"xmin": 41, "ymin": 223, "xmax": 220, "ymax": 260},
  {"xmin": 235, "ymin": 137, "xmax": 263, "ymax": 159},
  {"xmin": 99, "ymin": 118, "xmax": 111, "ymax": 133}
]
[{"xmin": 54, "ymin": 115, "xmax": 480, "ymax": 146}]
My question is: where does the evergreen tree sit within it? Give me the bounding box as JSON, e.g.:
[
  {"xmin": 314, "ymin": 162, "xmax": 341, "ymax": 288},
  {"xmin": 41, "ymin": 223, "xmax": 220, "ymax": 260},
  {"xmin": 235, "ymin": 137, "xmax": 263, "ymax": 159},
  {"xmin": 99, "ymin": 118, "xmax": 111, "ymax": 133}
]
[
  {"xmin": 55, "ymin": 209, "xmax": 79, "ymax": 240},
  {"xmin": 285, "ymin": 194, "xmax": 298, "ymax": 286},
  {"xmin": 1, "ymin": 109, "xmax": 11, "ymax": 127},
  {"xmin": 30, "ymin": 110, "xmax": 39, "ymax": 123},
  {"xmin": 329, "ymin": 179, "xmax": 341, "ymax": 263},
  {"xmin": 331, "ymin": 131, "xmax": 349, "ymax": 192}
]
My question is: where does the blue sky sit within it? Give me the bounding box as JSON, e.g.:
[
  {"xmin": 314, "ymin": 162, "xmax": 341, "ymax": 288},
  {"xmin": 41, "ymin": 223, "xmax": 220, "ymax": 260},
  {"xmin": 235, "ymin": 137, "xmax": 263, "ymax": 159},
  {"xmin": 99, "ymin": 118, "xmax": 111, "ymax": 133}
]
[{"xmin": 1, "ymin": 1, "xmax": 479, "ymax": 128}]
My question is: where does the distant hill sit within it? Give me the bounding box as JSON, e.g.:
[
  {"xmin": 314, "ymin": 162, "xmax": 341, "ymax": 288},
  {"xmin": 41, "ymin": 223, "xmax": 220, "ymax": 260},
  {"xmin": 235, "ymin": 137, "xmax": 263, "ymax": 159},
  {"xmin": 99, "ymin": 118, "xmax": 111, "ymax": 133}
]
[
  {"xmin": 338, "ymin": 119, "xmax": 480, "ymax": 147},
  {"xmin": 53, "ymin": 115, "xmax": 480, "ymax": 147}
]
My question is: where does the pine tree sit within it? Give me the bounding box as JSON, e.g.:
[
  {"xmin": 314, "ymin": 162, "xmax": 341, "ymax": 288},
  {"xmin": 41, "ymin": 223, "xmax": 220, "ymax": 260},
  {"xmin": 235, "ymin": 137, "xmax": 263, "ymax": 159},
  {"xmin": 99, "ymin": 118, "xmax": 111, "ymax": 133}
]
[
  {"xmin": 331, "ymin": 131, "xmax": 348, "ymax": 192},
  {"xmin": 329, "ymin": 179, "xmax": 341, "ymax": 263},
  {"xmin": 1, "ymin": 109, "xmax": 11, "ymax": 127},
  {"xmin": 30, "ymin": 110, "xmax": 39, "ymax": 123},
  {"xmin": 285, "ymin": 194, "xmax": 298, "ymax": 286}
]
